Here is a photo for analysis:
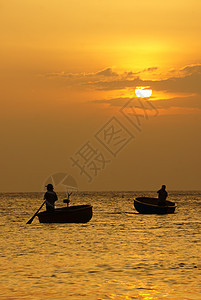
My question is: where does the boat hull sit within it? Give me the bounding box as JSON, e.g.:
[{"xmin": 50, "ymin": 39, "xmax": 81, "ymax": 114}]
[
  {"xmin": 134, "ymin": 197, "xmax": 176, "ymax": 214},
  {"xmin": 37, "ymin": 205, "xmax": 93, "ymax": 223}
]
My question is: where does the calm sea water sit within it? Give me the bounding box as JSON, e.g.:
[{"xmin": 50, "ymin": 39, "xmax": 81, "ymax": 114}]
[{"xmin": 0, "ymin": 191, "xmax": 201, "ymax": 300}]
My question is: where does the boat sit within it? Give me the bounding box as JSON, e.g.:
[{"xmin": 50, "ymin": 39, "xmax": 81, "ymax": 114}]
[
  {"xmin": 134, "ymin": 197, "xmax": 176, "ymax": 214},
  {"xmin": 37, "ymin": 205, "xmax": 93, "ymax": 223}
]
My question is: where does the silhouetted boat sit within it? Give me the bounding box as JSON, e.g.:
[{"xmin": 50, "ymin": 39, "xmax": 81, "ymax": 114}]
[
  {"xmin": 37, "ymin": 205, "xmax": 93, "ymax": 223},
  {"xmin": 134, "ymin": 197, "xmax": 176, "ymax": 214}
]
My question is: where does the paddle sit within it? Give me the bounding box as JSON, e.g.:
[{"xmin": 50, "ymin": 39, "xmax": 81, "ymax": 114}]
[{"xmin": 26, "ymin": 201, "xmax": 46, "ymax": 224}]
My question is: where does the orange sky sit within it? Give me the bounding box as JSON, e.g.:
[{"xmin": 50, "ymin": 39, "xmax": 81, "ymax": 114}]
[{"xmin": 0, "ymin": 0, "xmax": 201, "ymax": 191}]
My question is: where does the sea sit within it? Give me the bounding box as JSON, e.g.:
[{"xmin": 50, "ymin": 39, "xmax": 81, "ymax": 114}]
[{"xmin": 0, "ymin": 191, "xmax": 201, "ymax": 300}]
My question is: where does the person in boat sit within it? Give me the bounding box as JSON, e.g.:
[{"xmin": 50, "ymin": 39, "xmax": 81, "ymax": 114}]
[
  {"xmin": 157, "ymin": 185, "xmax": 168, "ymax": 205},
  {"xmin": 44, "ymin": 184, "xmax": 58, "ymax": 212}
]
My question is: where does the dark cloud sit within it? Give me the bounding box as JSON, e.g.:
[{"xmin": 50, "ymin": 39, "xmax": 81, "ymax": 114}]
[
  {"xmin": 89, "ymin": 77, "xmax": 142, "ymax": 90},
  {"xmin": 45, "ymin": 67, "xmax": 119, "ymax": 80},
  {"xmin": 92, "ymin": 97, "xmax": 131, "ymax": 106},
  {"xmin": 154, "ymin": 95, "xmax": 201, "ymax": 110},
  {"xmin": 95, "ymin": 68, "xmax": 118, "ymax": 77},
  {"xmin": 144, "ymin": 72, "xmax": 201, "ymax": 94},
  {"xmin": 44, "ymin": 64, "xmax": 201, "ymax": 95},
  {"xmin": 44, "ymin": 65, "xmax": 158, "ymax": 83},
  {"xmin": 92, "ymin": 95, "xmax": 201, "ymax": 111},
  {"xmin": 143, "ymin": 67, "xmax": 158, "ymax": 72},
  {"xmin": 88, "ymin": 64, "xmax": 201, "ymax": 94},
  {"xmin": 180, "ymin": 64, "xmax": 201, "ymax": 75}
]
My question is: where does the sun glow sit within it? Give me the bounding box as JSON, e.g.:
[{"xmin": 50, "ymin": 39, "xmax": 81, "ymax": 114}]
[{"xmin": 135, "ymin": 87, "xmax": 152, "ymax": 98}]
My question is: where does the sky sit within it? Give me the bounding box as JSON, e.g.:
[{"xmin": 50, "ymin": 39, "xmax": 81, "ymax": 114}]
[{"xmin": 0, "ymin": 0, "xmax": 201, "ymax": 192}]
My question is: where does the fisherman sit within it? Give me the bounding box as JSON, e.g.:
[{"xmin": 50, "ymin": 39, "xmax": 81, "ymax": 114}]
[
  {"xmin": 44, "ymin": 184, "xmax": 58, "ymax": 212},
  {"xmin": 157, "ymin": 185, "xmax": 168, "ymax": 205}
]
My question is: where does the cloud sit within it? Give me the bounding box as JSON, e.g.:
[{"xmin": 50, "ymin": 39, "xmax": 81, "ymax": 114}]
[
  {"xmin": 88, "ymin": 77, "xmax": 143, "ymax": 90},
  {"xmin": 44, "ymin": 64, "xmax": 201, "ymax": 96},
  {"xmin": 43, "ymin": 64, "xmax": 201, "ymax": 115},
  {"xmin": 154, "ymin": 95, "xmax": 201, "ymax": 110},
  {"xmin": 142, "ymin": 67, "xmax": 158, "ymax": 73},
  {"xmin": 44, "ymin": 66, "xmax": 158, "ymax": 85},
  {"xmin": 92, "ymin": 94, "xmax": 201, "ymax": 113},
  {"xmin": 179, "ymin": 64, "xmax": 201, "ymax": 75},
  {"xmin": 86, "ymin": 64, "xmax": 201, "ymax": 95},
  {"xmin": 92, "ymin": 97, "xmax": 131, "ymax": 107},
  {"xmin": 95, "ymin": 68, "xmax": 118, "ymax": 77},
  {"xmin": 44, "ymin": 68, "xmax": 119, "ymax": 80},
  {"xmin": 144, "ymin": 71, "xmax": 201, "ymax": 94}
]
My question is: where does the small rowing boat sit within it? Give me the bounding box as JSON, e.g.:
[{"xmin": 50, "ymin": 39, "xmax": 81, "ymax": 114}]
[
  {"xmin": 134, "ymin": 197, "xmax": 176, "ymax": 214},
  {"xmin": 37, "ymin": 205, "xmax": 93, "ymax": 223}
]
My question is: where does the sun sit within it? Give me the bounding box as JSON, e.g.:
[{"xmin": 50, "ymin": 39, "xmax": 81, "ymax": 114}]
[{"xmin": 135, "ymin": 87, "xmax": 152, "ymax": 98}]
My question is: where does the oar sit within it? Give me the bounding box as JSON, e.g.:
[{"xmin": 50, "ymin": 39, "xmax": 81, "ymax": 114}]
[{"xmin": 26, "ymin": 201, "xmax": 46, "ymax": 224}]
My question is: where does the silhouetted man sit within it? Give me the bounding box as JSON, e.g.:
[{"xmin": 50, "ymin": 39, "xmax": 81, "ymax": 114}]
[
  {"xmin": 157, "ymin": 185, "xmax": 168, "ymax": 205},
  {"xmin": 44, "ymin": 184, "xmax": 58, "ymax": 212}
]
